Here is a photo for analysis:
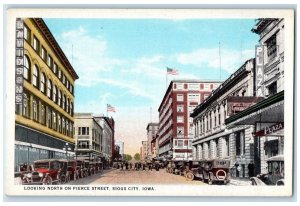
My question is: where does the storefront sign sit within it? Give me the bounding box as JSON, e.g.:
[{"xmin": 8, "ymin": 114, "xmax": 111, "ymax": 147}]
[
  {"xmin": 15, "ymin": 18, "xmax": 24, "ymax": 104},
  {"xmin": 227, "ymin": 96, "xmax": 264, "ymax": 116},
  {"xmin": 255, "ymin": 122, "xmax": 284, "ymax": 137},
  {"xmin": 255, "ymin": 45, "xmax": 264, "ymax": 97}
]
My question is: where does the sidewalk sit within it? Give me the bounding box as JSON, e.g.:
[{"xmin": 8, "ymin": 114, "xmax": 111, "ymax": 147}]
[{"xmin": 228, "ymin": 178, "xmax": 252, "ymax": 186}]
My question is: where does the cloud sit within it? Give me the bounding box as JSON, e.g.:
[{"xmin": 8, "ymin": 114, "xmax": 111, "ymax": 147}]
[{"xmin": 177, "ymin": 48, "xmax": 255, "ymax": 73}]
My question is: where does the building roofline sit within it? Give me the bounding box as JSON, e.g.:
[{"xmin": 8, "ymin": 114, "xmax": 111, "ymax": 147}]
[
  {"xmin": 251, "ymin": 18, "xmax": 279, "ymax": 34},
  {"xmin": 158, "ymin": 79, "xmax": 223, "ymax": 111},
  {"xmin": 146, "ymin": 122, "xmax": 159, "ymax": 130},
  {"xmin": 225, "ymin": 91, "xmax": 284, "ymax": 124},
  {"xmin": 191, "ymin": 58, "xmax": 255, "ymax": 117},
  {"xmin": 32, "ymin": 18, "xmax": 79, "ymax": 80}
]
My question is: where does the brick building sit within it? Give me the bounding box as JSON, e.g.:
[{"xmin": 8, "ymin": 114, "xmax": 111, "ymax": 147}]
[{"xmin": 158, "ymin": 80, "xmax": 222, "ymax": 161}]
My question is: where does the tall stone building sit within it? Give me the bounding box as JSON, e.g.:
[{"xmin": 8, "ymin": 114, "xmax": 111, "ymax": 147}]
[{"xmin": 146, "ymin": 123, "xmax": 159, "ymax": 160}]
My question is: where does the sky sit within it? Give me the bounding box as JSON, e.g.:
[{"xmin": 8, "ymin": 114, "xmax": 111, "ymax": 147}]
[{"xmin": 45, "ymin": 18, "xmax": 259, "ymax": 156}]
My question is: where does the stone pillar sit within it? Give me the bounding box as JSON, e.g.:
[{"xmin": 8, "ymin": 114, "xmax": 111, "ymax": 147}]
[
  {"xmin": 203, "ymin": 142, "xmax": 208, "ymax": 159},
  {"xmin": 210, "ymin": 140, "xmax": 217, "ymax": 158},
  {"xmin": 197, "ymin": 144, "xmax": 202, "ymax": 160},
  {"xmin": 260, "ymin": 137, "xmax": 268, "ymax": 174},
  {"xmin": 229, "ymin": 133, "xmax": 236, "ymax": 168}
]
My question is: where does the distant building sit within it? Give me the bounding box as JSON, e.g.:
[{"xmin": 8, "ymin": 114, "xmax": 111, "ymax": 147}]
[
  {"xmin": 158, "ymin": 80, "xmax": 222, "ymax": 161},
  {"xmin": 94, "ymin": 116, "xmax": 115, "ymax": 167},
  {"xmin": 15, "ymin": 18, "xmax": 79, "ymax": 171},
  {"xmin": 146, "ymin": 123, "xmax": 159, "ymax": 159},
  {"xmin": 115, "ymin": 140, "xmax": 124, "ymax": 161},
  {"xmin": 74, "ymin": 113, "xmax": 103, "ymax": 162}
]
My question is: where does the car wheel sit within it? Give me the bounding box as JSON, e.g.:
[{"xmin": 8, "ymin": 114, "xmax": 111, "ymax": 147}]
[
  {"xmin": 60, "ymin": 175, "xmax": 66, "ymax": 184},
  {"xmin": 186, "ymin": 172, "xmax": 194, "ymax": 181},
  {"xmin": 208, "ymin": 178, "xmax": 213, "ymax": 185},
  {"xmin": 43, "ymin": 176, "xmax": 52, "ymax": 185}
]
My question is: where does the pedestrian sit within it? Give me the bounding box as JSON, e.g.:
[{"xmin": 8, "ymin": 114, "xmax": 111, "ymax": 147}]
[{"xmin": 248, "ymin": 161, "xmax": 255, "ymax": 178}]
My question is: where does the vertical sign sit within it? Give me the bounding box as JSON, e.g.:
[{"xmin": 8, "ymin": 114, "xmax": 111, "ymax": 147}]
[
  {"xmin": 15, "ymin": 18, "xmax": 24, "ymax": 104},
  {"xmin": 255, "ymin": 45, "xmax": 264, "ymax": 97}
]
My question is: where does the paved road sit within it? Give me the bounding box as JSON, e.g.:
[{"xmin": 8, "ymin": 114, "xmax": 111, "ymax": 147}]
[{"xmin": 68, "ymin": 168, "xmax": 207, "ymax": 185}]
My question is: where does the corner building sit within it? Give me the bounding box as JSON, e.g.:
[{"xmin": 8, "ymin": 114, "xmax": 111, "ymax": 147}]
[
  {"xmin": 191, "ymin": 59, "xmax": 262, "ymax": 178},
  {"xmin": 158, "ymin": 80, "xmax": 222, "ymax": 160},
  {"xmin": 15, "ymin": 18, "xmax": 79, "ymax": 171}
]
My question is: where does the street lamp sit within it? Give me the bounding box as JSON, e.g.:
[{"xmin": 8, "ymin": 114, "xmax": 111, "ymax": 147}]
[{"xmin": 63, "ymin": 142, "xmax": 71, "ymax": 160}]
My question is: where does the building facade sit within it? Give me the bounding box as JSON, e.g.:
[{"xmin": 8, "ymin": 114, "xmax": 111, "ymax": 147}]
[
  {"xmin": 146, "ymin": 123, "xmax": 159, "ymax": 160},
  {"xmin": 191, "ymin": 59, "xmax": 263, "ymax": 178},
  {"xmin": 226, "ymin": 18, "xmax": 285, "ymax": 176},
  {"xmin": 15, "ymin": 18, "xmax": 79, "ymax": 171},
  {"xmin": 74, "ymin": 113, "xmax": 103, "ymax": 162},
  {"xmin": 158, "ymin": 80, "xmax": 222, "ymax": 161},
  {"xmin": 94, "ymin": 116, "xmax": 115, "ymax": 167},
  {"xmin": 115, "ymin": 140, "xmax": 124, "ymax": 161}
]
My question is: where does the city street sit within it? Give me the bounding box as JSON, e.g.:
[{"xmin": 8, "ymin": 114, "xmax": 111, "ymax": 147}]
[{"xmin": 68, "ymin": 168, "xmax": 207, "ymax": 185}]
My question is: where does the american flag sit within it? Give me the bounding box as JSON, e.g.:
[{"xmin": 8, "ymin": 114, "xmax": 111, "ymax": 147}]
[
  {"xmin": 167, "ymin": 67, "xmax": 179, "ymax": 75},
  {"xmin": 107, "ymin": 104, "xmax": 116, "ymax": 113}
]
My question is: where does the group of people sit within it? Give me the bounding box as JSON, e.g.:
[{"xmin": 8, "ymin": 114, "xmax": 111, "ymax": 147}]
[{"xmin": 115, "ymin": 161, "xmax": 161, "ymax": 171}]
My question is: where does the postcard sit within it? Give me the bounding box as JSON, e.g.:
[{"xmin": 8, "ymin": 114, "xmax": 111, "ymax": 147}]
[{"xmin": 4, "ymin": 8, "xmax": 294, "ymax": 196}]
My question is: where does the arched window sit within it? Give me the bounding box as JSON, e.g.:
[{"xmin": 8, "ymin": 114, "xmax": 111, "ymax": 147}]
[
  {"xmin": 24, "ymin": 55, "xmax": 30, "ymax": 80},
  {"xmin": 40, "ymin": 73, "xmax": 46, "ymax": 93},
  {"xmin": 47, "ymin": 79, "xmax": 52, "ymax": 98},
  {"xmin": 58, "ymin": 90, "xmax": 62, "ymax": 106},
  {"xmin": 53, "ymin": 85, "xmax": 57, "ymax": 103},
  {"xmin": 32, "ymin": 65, "xmax": 39, "ymax": 87}
]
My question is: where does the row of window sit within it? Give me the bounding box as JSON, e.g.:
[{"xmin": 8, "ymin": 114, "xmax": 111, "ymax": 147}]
[
  {"xmin": 174, "ymin": 83, "xmax": 216, "ymax": 90},
  {"xmin": 16, "ymin": 92, "xmax": 74, "ymax": 138},
  {"xmin": 23, "ymin": 55, "xmax": 74, "ymax": 116},
  {"xmin": 24, "ymin": 24, "xmax": 74, "ymax": 94}
]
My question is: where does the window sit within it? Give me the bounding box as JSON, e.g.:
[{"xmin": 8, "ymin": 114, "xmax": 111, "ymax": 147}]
[
  {"xmin": 268, "ymin": 81, "xmax": 277, "ymax": 96},
  {"xmin": 32, "ymin": 65, "xmax": 39, "ymax": 87},
  {"xmin": 47, "ymin": 80, "xmax": 52, "ymax": 99},
  {"xmin": 53, "ymin": 86, "xmax": 57, "ymax": 103},
  {"xmin": 177, "ymin": 127, "xmax": 184, "ymax": 135},
  {"xmin": 62, "ymin": 94, "xmax": 66, "ymax": 110},
  {"xmin": 52, "ymin": 111, "xmax": 56, "ymax": 130},
  {"xmin": 78, "ymin": 127, "xmax": 90, "ymax": 135},
  {"xmin": 62, "ymin": 117, "xmax": 65, "ymax": 134},
  {"xmin": 41, "ymin": 104, "xmax": 46, "ymax": 125},
  {"xmin": 53, "ymin": 63, "xmax": 57, "ymax": 74},
  {"xmin": 66, "ymin": 120, "xmax": 69, "ymax": 136},
  {"xmin": 70, "ymin": 85, "xmax": 73, "ymax": 94},
  {"xmin": 70, "ymin": 102, "xmax": 73, "ymax": 116},
  {"xmin": 22, "ymin": 93, "xmax": 30, "ymax": 118},
  {"xmin": 41, "ymin": 47, "xmax": 47, "ymax": 61},
  {"xmin": 66, "ymin": 80, "xmax": 69, "ymax": 90},
  {"xmin": 188, "ymin": 94, "xmax": 200, "ymax": 102},
  {"xmin": 32, "ymin": 98, "xmax": 38, "ymax": 121},
  {"xmin": 177, "ymin": 140, "xmax": 183, "ymax": 147},
  {"xmin": 176, "ymin": 83, "xmax": 183, "ymax": 90},
  {"xmin": 177, "ymin": 94, "xmax": 183, "ymax": 101},
  {"xmin": 24, "ymin": 25, "xmax": 31, "ymax": 42},
  {"xmin": 66, "ymin": 99, "xmax": 70, "ymax": 113},
  {"xmin": 266, "ymin": 34, "xmax": 277, "ymax": 58},
  {"xmin": 40, "ymin": 73, "xmax": 46, "ymax": 93},
  {"xmin": 58, "ymin": 69, "xmax": 62, "ymax": 79},
  {"xmin": 57, "ymin": 114, "xmax": 61, "ymax": 132},
  {"xmin": 23, "ymin": 55, "xmax": 30, "ymax": 80},
  {"xmin": 47, "ymin": 55, "xmax": 53, "ymax": 69},
  {"xmin": 204, "ymin": 94, "xmax": 209, "ymax": 100},
  {"xmin": 58, "ymin": 90, "xmax": 62, "ymax": 106},
  {"xmin": 62, "ymin": 75, "xmax": 66, "ymax": 84},
  {"xmin": 177, "ymin": 116, "xmax": 184, "ymax": 123},
  {"xmin": 47, "ymin": 108, "xmax": 52, "ymax": 128},
  {"xmin": 33, "ymin": 36, "xmax": 40, "ymax": 53},
  {"xmin": 177, "ymin": 105, "xmax": 184, "ymax": 112}
]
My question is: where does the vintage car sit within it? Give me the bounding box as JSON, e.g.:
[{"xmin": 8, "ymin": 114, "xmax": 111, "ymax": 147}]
[
  {"xmin": 21, "ymin": 159, "xmax": 67, "ymax": 185},
  {"xmin": 201, "ymin": 158, "xmax": 231, "ymax": 185},
  {"xmin": 67, "ymin": 159, "xmax": 84, "ymax": 180},
  {"xmin": 250, "ymin": 155, "xmax": 284, "ymax": 186},
  {"xmin": 184, "ymin": 161, "xmax": 202, "ymax": 181},
  {"xmin": 82, "ymin": 160, "xmax": 90, "ymax": 177},
  {"xmin": 95, "ymin": 162, "xmax": 103, "ymax": 173}
]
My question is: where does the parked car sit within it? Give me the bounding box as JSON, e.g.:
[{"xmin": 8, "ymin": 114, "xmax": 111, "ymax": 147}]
[
  {"xmin": 67, "ymin": 159, "xmax": 84, "ymax": 180},
  {"xmin": 82, "ymin": 160, "xmax": 90, "ymax": 177},
  {"xmin": 21, "ymin": 159, "xmax": 66, "ymax": 185},
  {"xmin": 184, "ymin": 161, "xmax": 202, "ymax": 181},
  {"xmin": 250, "ymin": 155, "xmax": 284, "ymax": 186},
  {"xmin": 201, "ymin": 158, "xmax": 231, "ymax": 185}
]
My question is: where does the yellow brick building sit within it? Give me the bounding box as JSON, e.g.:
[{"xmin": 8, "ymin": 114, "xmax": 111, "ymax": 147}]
[{"xmin": 15, "ymin": 18, "xmax": 79, "ymax": 171}]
